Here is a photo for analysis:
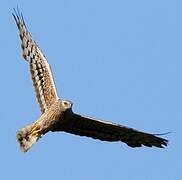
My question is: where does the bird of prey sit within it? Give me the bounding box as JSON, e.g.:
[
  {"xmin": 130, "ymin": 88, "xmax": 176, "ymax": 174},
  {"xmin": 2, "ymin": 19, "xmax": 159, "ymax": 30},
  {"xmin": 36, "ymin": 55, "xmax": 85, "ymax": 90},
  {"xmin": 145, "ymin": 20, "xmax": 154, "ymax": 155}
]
[{"xmin": 13, "ymin": 9, "xmax": 168, "ymax": 153}]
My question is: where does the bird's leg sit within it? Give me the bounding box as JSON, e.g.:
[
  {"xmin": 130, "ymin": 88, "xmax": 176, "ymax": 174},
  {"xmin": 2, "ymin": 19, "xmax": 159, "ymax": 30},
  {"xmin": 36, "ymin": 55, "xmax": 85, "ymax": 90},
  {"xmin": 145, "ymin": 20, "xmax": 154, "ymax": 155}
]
[
  {"xmin": 16, "ymin": 100, "xmax": 63, "ymax": 152},
  {"xmin": 30, "ymin": 122, "xmax": 42, "ymax": 137}
]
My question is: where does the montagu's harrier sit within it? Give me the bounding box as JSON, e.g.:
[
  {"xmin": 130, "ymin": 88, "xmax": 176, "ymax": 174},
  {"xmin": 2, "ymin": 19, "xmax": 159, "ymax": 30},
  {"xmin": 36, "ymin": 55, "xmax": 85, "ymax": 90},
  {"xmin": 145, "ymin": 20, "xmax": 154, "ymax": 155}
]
[{"xmin": 13, "ymin": 9, "xmax": 168, "ymax": 152}]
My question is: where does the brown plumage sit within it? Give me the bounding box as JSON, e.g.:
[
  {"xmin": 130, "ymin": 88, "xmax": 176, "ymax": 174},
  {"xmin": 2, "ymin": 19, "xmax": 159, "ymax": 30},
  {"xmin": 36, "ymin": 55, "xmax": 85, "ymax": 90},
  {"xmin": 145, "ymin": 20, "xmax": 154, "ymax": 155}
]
[
  {"xmin": 13, "ymin": 9, "xmax": 58, "ymax": 113},
  {"xmin": 13, "ymin": 8, "xmax": 168, "ymax": 153}
]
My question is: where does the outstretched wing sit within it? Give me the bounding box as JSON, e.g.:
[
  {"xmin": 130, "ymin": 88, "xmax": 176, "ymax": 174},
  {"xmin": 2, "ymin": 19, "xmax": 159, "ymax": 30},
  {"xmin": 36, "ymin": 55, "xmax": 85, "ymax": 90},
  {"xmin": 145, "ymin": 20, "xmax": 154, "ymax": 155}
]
[
  {"xmin": 13, "ymin": 9, "xmax": 59, "ymax": 113},
  {"xmin": 53, "ymin": 114, "xmax": 168, "ymax": 148}
]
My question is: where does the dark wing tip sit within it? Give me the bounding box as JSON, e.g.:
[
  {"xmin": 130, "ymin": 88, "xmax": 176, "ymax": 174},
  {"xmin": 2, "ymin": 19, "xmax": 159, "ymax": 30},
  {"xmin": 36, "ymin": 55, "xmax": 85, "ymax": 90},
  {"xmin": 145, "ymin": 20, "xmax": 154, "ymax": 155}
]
[
  {"xmin": 146, "ymin": 134, "xmax": 168, "ymax": 148},
  {"xmin": 152, "ymin": 132, "xmax": 170, "ymax": 148},
  {"xmin": 161, "ymin": 138, "xmax": 168, "ymax": 148},
  {"xmin": 12, "ymin": 6, "xmax": 25, "ymax": 27},
  {"xmin": 12, "ymin": 8, "xmax": 19, "ymax": 25},
  {"xmin": 124, "ymin": 131, "xmax": 169, "ymax": 149}
]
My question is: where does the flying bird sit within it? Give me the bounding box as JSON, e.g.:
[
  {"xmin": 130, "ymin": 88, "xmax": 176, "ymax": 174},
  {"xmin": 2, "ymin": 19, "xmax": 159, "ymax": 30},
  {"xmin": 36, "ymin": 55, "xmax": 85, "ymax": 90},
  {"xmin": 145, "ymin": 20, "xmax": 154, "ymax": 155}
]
[{"xmin": 13, "ymin": 9, "xmax": 168, "ymax": 152}]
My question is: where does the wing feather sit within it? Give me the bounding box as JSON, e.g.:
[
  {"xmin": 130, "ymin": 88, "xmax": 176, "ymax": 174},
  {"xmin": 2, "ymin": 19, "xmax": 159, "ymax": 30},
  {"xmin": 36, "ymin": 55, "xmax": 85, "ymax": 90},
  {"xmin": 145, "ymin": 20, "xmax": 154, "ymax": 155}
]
[
  {"xmin": 53, "ymin": 114, "xmax": 168, "ymax": 148},
  {"xmin": 13, "ymin": 9, "xmax": 59, "ymax": 113}
]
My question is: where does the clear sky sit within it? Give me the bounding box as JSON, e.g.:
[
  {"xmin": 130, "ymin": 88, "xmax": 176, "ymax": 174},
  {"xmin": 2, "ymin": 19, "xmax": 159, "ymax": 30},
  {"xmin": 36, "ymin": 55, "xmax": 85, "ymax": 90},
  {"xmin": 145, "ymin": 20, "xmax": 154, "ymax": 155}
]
[{"xmin": 1, "ymin": 0, "xmax": 180, "ymax": 179}]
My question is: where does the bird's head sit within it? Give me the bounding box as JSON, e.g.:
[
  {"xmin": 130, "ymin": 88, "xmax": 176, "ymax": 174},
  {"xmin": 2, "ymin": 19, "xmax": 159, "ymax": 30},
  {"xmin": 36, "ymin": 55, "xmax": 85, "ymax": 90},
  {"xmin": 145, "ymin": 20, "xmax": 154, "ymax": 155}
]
[{"xmin": 62, "ymin": 100, "xmax": 73, "ymax": 110}]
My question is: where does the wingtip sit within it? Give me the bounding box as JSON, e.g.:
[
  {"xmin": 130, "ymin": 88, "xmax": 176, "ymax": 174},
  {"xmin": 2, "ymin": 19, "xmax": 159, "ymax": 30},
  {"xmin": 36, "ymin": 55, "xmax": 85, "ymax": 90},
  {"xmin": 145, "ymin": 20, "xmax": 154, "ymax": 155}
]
[
  {"xmin": 163, "ymin": 139, "xmax": 169, "ymax": 148},
  {"xmin": 12, "ymin": 7, "xmax": 19, "ymax": 25},
  {"xmin": 12, "ymin": 6, "xmax": 24, "ymax": 24},
  {"xmin": 151, "ymin": 131, "xmax": 169, "ymax": 148}
]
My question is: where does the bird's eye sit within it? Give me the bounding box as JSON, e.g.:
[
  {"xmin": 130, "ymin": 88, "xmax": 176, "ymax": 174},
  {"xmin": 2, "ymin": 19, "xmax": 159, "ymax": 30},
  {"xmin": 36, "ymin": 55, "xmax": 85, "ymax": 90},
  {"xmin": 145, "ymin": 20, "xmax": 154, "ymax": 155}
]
[
  {"xmin": 63, "ymin": 101, "xmax": 71, "ymax": 108},
  {"xmin": 62, "ymin": 101, "xmax": 72, "ymax": 108}
]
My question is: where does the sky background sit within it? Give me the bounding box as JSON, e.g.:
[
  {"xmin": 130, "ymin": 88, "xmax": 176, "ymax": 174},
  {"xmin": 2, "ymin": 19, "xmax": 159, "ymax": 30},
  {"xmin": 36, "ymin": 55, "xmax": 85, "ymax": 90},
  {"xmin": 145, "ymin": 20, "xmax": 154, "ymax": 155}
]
[{"xmin": 0, "ymin": 0, "xmax": 180, "ymax": 179}]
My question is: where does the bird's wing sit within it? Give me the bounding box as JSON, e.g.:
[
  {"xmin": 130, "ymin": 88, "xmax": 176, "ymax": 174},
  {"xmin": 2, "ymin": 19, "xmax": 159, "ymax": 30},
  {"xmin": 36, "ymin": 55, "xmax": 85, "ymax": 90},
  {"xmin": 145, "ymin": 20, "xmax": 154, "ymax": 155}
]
[
  {"xmin": 13, "ymin": 9, "xmax": 59, "ymax": 113},
  {"xmin": 53, "ymin": 114, "xmax": 168, "ymax": 148}
]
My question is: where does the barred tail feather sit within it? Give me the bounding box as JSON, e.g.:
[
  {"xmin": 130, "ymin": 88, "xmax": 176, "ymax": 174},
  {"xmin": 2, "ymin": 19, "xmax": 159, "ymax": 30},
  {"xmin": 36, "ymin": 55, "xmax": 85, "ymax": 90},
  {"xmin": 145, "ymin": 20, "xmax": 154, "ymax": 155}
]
[{"xmin": 16, "ymin": 124, "xmax": 41, "ymax": 152}]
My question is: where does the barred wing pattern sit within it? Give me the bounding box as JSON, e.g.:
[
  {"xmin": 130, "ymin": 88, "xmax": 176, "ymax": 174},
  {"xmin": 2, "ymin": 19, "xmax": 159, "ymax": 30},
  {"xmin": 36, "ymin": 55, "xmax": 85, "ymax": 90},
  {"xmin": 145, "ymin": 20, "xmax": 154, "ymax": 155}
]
[
  {"xmin": 13, "ymin": 11, "xmax": 59, "ymax": 113},
  {"xmin": 14, "ymin": 9, "xmax": 168, "ymax": 152},
  {"xmin": 53, "ymin": 114, "xmax": 168, "ymax": 148}
]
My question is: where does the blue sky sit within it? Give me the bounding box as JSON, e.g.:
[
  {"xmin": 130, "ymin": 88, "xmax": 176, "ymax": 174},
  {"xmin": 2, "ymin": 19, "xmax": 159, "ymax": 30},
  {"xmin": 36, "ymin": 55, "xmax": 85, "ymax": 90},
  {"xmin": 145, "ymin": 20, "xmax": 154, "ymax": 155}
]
[{"xmin": 1, "ymin": 0, "xmax": 180, "ymax": 179}]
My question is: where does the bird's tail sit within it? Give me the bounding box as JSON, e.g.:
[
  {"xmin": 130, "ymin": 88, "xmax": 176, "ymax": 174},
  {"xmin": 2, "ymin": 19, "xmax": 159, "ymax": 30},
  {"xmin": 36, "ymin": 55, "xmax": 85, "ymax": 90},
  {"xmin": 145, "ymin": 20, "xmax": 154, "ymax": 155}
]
[{"xmin": 16, "ymin": 122, "xmax": 42, "ymax": 153}]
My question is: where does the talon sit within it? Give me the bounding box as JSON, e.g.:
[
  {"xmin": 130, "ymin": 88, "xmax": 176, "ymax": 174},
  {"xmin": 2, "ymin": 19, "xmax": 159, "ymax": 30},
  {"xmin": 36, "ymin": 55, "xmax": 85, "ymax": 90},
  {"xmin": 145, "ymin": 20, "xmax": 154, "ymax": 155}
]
[{"xmin": 30, "ymin": 124, "xmax": 41, "ymax": 136}]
